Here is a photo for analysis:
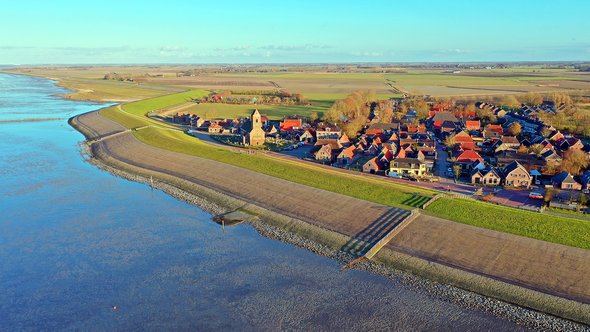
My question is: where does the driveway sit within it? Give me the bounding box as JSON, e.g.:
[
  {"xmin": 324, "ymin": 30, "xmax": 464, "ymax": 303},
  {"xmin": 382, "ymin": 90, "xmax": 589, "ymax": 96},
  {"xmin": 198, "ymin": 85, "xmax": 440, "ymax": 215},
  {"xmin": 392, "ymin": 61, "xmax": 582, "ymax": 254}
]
[
  {"xmin": 435, "ymin": 143, "xmax": 450, "ymax": 178},
  {"xmin": 487, "ymin": 189, "xmax": 543, "ymax": 210}
]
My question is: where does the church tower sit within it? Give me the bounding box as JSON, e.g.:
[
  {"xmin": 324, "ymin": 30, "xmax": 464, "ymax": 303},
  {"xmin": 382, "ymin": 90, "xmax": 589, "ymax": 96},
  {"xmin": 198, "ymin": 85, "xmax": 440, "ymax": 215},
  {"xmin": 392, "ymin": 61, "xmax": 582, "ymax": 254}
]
[
  {"xmin": 252, "ymin": 109, "xmax": 262, "ymax": 129},
  {"xmin": 247, "ymin": 109, "xmax": 266, "ymax": 146}
]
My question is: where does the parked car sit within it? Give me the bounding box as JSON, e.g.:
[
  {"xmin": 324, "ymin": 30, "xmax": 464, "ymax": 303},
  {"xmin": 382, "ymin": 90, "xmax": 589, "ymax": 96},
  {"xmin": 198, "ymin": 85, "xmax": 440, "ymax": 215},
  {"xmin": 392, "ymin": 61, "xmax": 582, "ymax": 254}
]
[
  {"xmin": 402, "ymin": 175, "xmax": 418, "ymax": 181},
  {"xmin": 529, "ymin": 191, "xmax": 544, "ymax": 200},
  {"xmin": 388, "ymin": 172, "xmax": 403, "ymax": 179}
]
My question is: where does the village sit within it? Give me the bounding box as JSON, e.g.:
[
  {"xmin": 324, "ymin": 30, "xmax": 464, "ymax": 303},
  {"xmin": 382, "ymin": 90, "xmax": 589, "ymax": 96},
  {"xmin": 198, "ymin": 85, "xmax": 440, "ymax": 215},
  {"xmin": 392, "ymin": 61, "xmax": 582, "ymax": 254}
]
[{"xmin": 169, "ymin": 93, "xmax": 590, "ymax": 214}]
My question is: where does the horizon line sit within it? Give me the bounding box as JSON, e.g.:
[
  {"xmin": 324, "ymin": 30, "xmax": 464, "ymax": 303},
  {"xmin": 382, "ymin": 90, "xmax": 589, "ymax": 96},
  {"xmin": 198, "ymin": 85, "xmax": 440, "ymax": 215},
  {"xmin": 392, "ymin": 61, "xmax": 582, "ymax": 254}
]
[{"xmin": 2, "ymin": 60, "xmax": 590, "ymax": 67}]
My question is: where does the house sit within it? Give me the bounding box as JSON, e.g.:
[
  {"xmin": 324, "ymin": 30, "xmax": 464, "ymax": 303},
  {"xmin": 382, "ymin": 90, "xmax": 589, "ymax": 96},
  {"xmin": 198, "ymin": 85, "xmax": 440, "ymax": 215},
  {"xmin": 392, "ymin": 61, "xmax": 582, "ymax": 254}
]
[
  {"xmin": 279, "ymin": 118, "xmax": 302, "ymax": 132},
  {"xmin": 362, "ymin": 157, "xmax": 382, "ymax": 174},
  {"xmin": 551, "ymin": 172, "xmax": 582, "ymax": 190},
  {"xmin": 456, "ymin": 150, "xmax": 484, "ymax": 164},
  {"xmin": 503, "ymin": 112, "xmax": 544, "ymax": 135},
  {"xmin": 470, "ymin": 167, "xmax": 502, "ymax": 186},
  {"xmin": 336, "ymin": 145, "xmax": 358, "ymax": 165},
  {"xmin": 541, "ymin": 149, "xmax": 562, "ymax": 166},
  {"xmin": 429, "ymin": 102, "xmax": 452, "ymax": 117},
  {"xmin": 192, "ymin": 116, "xmax": 206, "ymax": 128},
  {"xmin": 266, "ymin": 125, "xmax": 278, "ymax": 136},
  {"xmin": 557, "ymin": 137, "xmax": 584, "ymax": 151},
  {"xmin": 440, "ymin": 120, "xmax": 458, "ymax": 134},
  {"xmin": 381, "ymin": 142, "xmax": 398, "ymax": 156},
  {"xmin": 483, "ymin": 124, "xmax": 503, "ymax": 139},
  {"xmin": 297, "ymin": 129, "xmax": 315, "ymax": 143},
  {"xmin": 208, "ymin": 122, "xmax": 223, "ymax": 134},
  {"xmin": 390, "ymin": 158, "xmax": 428, "ymax": 177},
  {"xmin": 502, "ymin": 161, "xmax": 532, "ymax": 188},
  {"xmin": 454, "ymin": 131, "xmax": 475, "ymax": 150},
  {"xmin": 494, "ymin": 136, "xmax": 520, "ymax": 153},
  {"xmin": 314, "ymin": 139, "xmax": 342, "ymax": 150},
  {"xmin": 316, "ymin": 125, "xmax": 341, "ymax": 140},
  {"xmin": 431, "ymin": 111, "xmax": 459, "ymax": 130},
  {"xmin": 365, "ymin": 122, "xmax": 398, "ymax": 136},
  {"xmin": 378, "ymin": 147, "xmax": 394, "ymax": 166},
  {"xmin": 314, "ymin": 144, "xmax": 335, "ymax": 162},
  {"xmin": 465, "ymin": 120, "xmax": 481, "ymax": 131},
  {"xmin": 338, "ymin": 132, "xmax": 351, "ymax": 147}
]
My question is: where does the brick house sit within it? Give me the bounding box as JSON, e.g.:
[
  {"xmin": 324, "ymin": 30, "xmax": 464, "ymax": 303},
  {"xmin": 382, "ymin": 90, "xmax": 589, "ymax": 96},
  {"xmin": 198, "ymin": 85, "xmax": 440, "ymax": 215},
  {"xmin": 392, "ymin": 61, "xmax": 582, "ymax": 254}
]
[
  {"xmin": 470, "ymin": 167, "xmax": 502, "ymax": 186},
  {"xmin": 502, "ymin": 161, "xmax": 532, "ymax": 188},
  {"xmin": 551, "ymin": 171, "xmax": 582, "ymax": 190}
]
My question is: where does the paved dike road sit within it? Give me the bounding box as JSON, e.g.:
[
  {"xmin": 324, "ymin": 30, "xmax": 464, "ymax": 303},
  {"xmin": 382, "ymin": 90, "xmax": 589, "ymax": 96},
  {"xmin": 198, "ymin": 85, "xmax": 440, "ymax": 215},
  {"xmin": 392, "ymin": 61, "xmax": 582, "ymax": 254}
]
[{"xmin": 72, "ymin": 111, "xmax": 590, "ymax": 323}]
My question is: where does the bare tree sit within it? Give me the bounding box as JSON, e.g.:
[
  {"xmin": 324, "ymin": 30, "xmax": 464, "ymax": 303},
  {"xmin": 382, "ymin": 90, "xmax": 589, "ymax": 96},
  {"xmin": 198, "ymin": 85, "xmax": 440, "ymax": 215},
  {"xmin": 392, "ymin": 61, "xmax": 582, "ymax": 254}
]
[
  {"xmin": 500, "ymin": 95, "xmax": 520, "ymax": 109},
  {"xmin": 522, "ymin": 92, "xmax": 543, "ymax": 105}
]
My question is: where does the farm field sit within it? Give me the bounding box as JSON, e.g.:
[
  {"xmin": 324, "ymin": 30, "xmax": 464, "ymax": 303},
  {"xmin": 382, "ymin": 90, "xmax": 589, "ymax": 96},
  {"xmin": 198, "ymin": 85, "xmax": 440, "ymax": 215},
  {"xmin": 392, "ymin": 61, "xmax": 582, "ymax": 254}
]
[
  {"xmin": 161, "ymin": 102, "xmax": 328, "ymax": 120},
  {"xmin": 8, "ymin": 66, "xmax": 590, "ymax": 103}
]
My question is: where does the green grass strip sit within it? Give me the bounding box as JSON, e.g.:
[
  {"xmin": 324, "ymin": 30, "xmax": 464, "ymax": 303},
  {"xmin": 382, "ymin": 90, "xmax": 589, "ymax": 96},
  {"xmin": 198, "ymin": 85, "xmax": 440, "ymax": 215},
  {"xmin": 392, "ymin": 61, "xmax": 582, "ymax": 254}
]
[{"xmin": 426, "ymin": 198, "xmax": 590, "ymax": 249}]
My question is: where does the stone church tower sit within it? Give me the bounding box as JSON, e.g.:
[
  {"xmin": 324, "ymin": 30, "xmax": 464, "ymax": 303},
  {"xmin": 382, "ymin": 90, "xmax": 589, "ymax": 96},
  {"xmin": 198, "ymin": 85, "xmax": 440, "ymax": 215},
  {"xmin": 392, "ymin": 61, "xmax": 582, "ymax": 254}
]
[{"xmin": 247, "ymin": 109, "xmax": 266, "ymax": 146}]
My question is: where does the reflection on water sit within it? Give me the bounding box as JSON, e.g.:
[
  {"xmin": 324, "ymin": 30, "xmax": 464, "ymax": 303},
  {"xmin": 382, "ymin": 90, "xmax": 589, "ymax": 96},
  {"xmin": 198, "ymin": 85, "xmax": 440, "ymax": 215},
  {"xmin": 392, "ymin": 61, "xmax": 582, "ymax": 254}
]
[{"xmin": 0, "ymin": 74, "xmax": 521, "ymax": 330}]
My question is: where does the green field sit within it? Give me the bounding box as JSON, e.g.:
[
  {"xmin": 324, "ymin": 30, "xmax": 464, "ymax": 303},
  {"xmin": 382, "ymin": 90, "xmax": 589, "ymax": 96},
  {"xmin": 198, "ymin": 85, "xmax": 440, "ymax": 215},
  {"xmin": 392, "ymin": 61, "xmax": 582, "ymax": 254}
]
[{"xmin": 426, "ymin": 198, "xmax": 590, "ymax": 249}]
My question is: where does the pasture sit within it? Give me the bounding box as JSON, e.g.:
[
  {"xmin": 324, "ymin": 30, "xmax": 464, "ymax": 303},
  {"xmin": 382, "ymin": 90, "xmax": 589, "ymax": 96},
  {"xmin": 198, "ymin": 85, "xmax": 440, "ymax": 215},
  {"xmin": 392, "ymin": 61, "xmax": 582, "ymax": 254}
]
[{"xmin": 8, "ymin": 66, "xmax": 590, "ymax": 102}]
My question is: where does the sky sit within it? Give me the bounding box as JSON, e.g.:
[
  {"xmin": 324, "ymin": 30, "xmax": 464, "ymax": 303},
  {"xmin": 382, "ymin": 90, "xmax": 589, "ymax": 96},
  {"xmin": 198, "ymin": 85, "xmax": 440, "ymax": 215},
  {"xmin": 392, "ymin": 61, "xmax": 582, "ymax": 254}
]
[{"xmin": 1, "ymin": 0, "xmax": 589, "ymax": 64}]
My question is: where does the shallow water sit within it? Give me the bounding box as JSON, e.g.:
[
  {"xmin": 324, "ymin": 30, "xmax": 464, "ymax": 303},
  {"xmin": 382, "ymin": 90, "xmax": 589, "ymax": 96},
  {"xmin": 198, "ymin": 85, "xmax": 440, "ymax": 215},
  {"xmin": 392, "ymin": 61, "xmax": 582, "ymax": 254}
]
[{"xmin": 0, "ymin": 73, "xmax": 524, "ymax": 331}]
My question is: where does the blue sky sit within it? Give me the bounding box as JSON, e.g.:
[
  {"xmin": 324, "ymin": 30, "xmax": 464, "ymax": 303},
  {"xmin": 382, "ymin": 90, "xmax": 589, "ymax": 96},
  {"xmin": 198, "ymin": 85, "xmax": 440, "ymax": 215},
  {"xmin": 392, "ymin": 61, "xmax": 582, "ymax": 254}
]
[{"xmin": 1, "ymin": 0, "xmax": 589, "ymax": 64}]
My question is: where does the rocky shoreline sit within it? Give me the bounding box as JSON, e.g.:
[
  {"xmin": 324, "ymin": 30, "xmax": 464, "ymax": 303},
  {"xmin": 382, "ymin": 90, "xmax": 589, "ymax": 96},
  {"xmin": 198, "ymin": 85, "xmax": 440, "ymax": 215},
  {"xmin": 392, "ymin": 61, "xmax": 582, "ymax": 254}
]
[{"xmin": 79, "ymin": 142, "xmax": 588, "ymax": 331}]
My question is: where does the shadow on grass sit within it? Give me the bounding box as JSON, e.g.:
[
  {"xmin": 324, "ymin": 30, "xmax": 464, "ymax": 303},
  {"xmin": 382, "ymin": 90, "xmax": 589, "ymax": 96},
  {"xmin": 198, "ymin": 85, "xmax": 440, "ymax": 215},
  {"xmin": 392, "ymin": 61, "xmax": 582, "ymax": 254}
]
[
  {"xmin": 340, "ymin": 207, "xmax": 410, "ymax": 257},
  {"xmin": 402, "ymin": 194, "xmax": 430, "ymax": 208}
]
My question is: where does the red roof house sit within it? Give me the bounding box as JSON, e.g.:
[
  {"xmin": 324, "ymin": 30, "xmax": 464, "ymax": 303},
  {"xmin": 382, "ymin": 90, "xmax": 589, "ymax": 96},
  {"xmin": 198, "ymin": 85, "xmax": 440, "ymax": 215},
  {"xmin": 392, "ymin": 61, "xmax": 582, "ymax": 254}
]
[
  {"xmin": 465, "ymin": 120, "xmax": 481, "ymax": 131},
  {"xmin": 280, "ymin": 118, "xmax": 302, "ymax": 131},
  {"xmin": 456, "ymin": 150, "xmax": 484, "ymax": 164}
]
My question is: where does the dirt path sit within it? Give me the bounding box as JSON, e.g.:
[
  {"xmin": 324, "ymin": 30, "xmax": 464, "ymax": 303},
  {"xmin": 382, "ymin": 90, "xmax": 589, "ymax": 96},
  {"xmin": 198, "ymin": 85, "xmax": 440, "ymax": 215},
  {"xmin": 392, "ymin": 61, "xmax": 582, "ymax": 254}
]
[
  {"xmin": 392, "ymin": 215, "xmax": 590, "ymax": 303},
  {"xmin": 73, "ymin": 111, "xmax": 590, "ymax": 305}
]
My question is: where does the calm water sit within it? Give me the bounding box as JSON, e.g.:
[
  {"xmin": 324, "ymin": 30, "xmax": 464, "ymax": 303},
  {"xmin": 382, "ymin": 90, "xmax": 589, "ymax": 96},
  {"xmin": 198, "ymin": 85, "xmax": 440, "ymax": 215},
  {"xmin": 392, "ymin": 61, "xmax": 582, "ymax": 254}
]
[{"xmin": 0, "ymin": 74, "xmax": 523, "ymax": 331}]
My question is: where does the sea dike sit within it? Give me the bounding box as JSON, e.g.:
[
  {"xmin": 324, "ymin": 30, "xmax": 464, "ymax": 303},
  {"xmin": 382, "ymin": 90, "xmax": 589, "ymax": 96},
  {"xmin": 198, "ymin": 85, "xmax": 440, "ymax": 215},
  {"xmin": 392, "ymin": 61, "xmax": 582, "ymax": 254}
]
[{"xmin": 70, "ymin": 111, "xmax": 590, "ymax": 330}]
